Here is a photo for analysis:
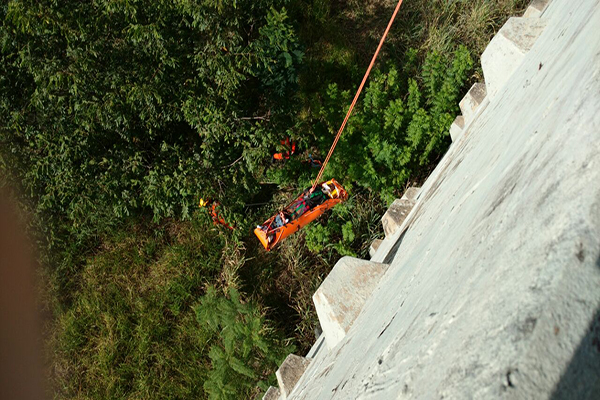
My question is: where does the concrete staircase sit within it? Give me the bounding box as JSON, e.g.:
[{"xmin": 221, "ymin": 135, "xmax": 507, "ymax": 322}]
[{"xmin": 449, "ymin": 0, "xmax": 550, "ymax": 143}]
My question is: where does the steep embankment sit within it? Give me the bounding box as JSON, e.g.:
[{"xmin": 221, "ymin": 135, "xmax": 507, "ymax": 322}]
[{"xmin": 266, "ymin": 0, "xmax": 600, "ymax": 398}]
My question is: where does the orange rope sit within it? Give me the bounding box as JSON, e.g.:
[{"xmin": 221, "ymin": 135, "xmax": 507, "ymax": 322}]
[{"xmin": 312, "ymin": 0, "xmax": 405, "ymax": 191}]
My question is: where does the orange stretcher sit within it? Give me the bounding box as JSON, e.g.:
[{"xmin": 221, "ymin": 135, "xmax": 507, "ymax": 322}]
[{"xmin": 254, "ymin": 179, "xmax": 348, "ymax": 251}]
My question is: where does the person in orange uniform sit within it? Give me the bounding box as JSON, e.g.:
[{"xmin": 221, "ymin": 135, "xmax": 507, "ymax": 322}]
[
  {"xmin": 272, "ymin": 138, "xmax": 296, "ymax": 161},
  {"xmin": 199, "ymin": 198, "xmax": 234, "ymax": 230}
]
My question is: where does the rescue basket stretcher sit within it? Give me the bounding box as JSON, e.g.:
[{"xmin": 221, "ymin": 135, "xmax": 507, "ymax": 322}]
[{"xmin": 254, "ymin": 179, "xmax": 348, "ymax": 251}]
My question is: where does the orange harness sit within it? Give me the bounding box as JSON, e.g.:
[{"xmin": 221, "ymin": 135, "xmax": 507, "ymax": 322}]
[
  {"xmin": 211, "ymin": 203, "xmax": 235, "ymax": 230},
  {"xmin": 200, "ymin": 198, "xmax": 235, "ymax": 230},
  {"xmin": 272, "ymin": 138, "xmax": 297, "ymax": 161}
]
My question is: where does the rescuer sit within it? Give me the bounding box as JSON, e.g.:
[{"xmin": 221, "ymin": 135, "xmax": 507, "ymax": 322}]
[{"xmin": 199, "ymin": 198, "xmax": 234, "ymax": 230}]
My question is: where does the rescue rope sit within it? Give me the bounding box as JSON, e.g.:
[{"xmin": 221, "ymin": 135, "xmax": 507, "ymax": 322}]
[{"xmin": 311, "ymin": 0, "xmax": 405, "ymax": 191}]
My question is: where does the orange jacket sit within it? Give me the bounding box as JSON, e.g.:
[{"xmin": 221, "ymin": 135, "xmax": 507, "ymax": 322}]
[
  {"xmin": 211, "ymin": 203, "xmax": 234, "ymax": 230},
  {"xmin": 199, "ymin": 198, "xmax": 234, "ymax": 230},
  {"xmin": 272, "ymin": 138, "xmax": 296, "ymax": 161}
]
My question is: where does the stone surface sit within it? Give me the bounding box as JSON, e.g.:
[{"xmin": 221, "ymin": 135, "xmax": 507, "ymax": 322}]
[
  {"xmin": 275, "ymin": 354, "xmax": 310, "ymax": 400},
  {"xmin": 459, "ymin": 82, "xmax": 487, "ymax": 123},
  {"xmin": 401, "ymin": 187, "xmax": 421, "ymax": 202},
  {"xmin": 313, "ymin": 324, "xmax": 322, "ymax": 339},
  {"xmin": 369, "ymin": 239, "xmax": 382, "ymax": 258},
  {"xmin": 262, "ymin": 386, "xmax": 280, "ymax": 400},
  {"xmin": 524, "ymin": 0, "xmax": 551, "ymax": 18},
  {"xmin": 523, "ymin": 5, "xmax": 542, "ymax": 18},
  {"xmin": 285, "ymin": 331, "xmax": 333, "ymax": 400},
  {"xmin": 289, "ymin": 0, "xmax": 600, "ymax": 398},
  {"xmin": 313, "ymin": 257, "xmax": 389, "ymax": 349},
  {"xmin": 481, "ymin": 17, "xmax": 547, "ymax": 98},
  {"xmin": 381, "ymin": 198, "xmax": 416, "ymax": 237},
  {"xmin": 449, "ymin": 115, "xmax": 465, "ymax": 142}
]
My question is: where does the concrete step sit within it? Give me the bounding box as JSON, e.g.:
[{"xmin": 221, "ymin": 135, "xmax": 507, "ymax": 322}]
[
  {"xmin": 481, "ymin": 17, "xmax": 547, "ymax": 99},
  {"xmin": 459, "ymin": 82, "xmax": 487, "ymax": 123},
  {"xmin": 377, "ymin": 186, "xmax": 422, "ymax": 248},
  {"xmin": 401, "ymin": 186, "xmax": 421, "ymax": 202},
  {"xmin": 262, "ymin": 386, "xmax": 281, "ymax": 400},
  {"xmin": 369, "ymin": 239, "xmax": 383, "ymax": 258},
  {"xmin": 523, "ymin": 0, "xmax": 551, "ymax": 18},
  {"xmin": 449, "ymin": 115, "xmax": 465, "ymax": 142},
  {"xmin": 276, "ymin": 354, "xmax": 311, "ymax": 400},
  {"xmin": 382, "ymin": 197, "xmax": 417, "ymax": 237},
  {"xmin": 313, "ymin": 257, "xmax": 389, "ymax": 349}
]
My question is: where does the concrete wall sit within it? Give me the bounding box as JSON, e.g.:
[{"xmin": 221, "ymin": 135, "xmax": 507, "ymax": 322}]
[{"xmin": 283, "ymin": 0, "xmax": 600, "ymax": 398}]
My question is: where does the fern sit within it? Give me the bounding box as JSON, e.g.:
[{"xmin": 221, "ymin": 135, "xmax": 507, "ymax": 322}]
[{"xmin": 195, "ymin": 287, "xmax": 292, "ymax": 399}]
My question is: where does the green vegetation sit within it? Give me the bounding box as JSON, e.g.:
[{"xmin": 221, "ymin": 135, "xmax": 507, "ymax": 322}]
[
  {"xmin": 51, "ymin": 221, "xmax": 291, "ymax": 399},
  {"xmin": 1, "ymin": 0, "xmax": 527, "ymax": 398},
  {"xmin": 314, "ymin": 47, "xmax": 474, "ymax": 203}
]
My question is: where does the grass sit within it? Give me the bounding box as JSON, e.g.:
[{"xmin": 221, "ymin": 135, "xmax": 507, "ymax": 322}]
[
  {"xmin": 50, "ymin": 219, "xmax": 221, "ymax": 398},
  {"xmin": 49, "ymin": 214, "xmax": 303, "ymax": 399}
]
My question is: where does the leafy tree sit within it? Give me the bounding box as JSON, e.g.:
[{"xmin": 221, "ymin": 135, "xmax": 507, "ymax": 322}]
[{"xmin": 0, "ymin": 0, "xmax": 302, "ymax": 246}]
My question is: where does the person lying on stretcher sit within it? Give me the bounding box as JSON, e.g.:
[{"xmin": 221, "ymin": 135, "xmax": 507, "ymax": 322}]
[
  {"xmin": 253, "ymin": 179, "xmax": 347, "ymax": 250},
  {"xmin": 262, "ymin": 182, "xmax": 334, "ymax": 240}
]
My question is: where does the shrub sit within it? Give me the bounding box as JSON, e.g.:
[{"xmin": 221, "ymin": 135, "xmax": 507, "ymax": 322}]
[
  {"xmin": 0, "ymin": 0, "xmax": 302, "ymax": 245},
  {"xmin": 318, "ymin": 46, "xmax": 473, "ymax": 201},
  {"xmin": 195, "ymin": 287, "xmax": 292, "ymax": 399},
  {"xmin": 304, "ymin": 222, "xmax": 330, "ymax": 253}
]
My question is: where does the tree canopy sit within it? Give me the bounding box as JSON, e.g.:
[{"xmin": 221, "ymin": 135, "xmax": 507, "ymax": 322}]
[{"xmin": 1, "ymin": 0, "xmax": 302, "ymax": 240}]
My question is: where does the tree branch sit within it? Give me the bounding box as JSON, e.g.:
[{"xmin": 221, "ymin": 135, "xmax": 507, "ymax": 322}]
[
  {"xmin": 221, "ymin": 155, "xmax": 243, "ymax": 169},
  {"xmin": 236, "ymin": 110, "xmax": 271, "ymax": 121}
]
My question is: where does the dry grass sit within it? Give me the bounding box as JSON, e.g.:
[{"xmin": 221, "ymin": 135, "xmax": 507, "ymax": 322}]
[
  {"xmin": 219, "ymin": 237, "xmax": 246, "ymax": 290},
  {"xmin": 299, "ymin": 0, "xmax": 528, "ymax": 86}
]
